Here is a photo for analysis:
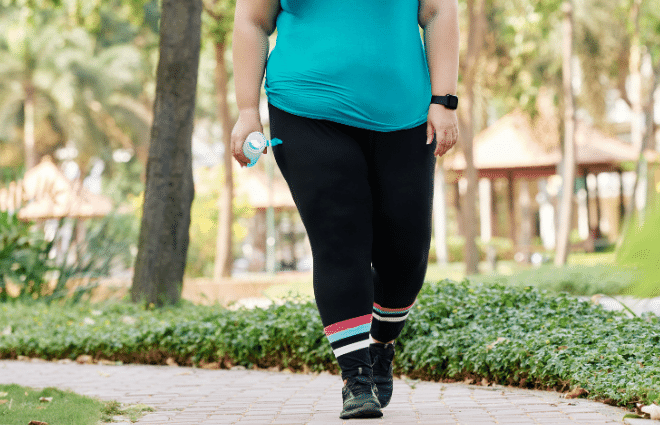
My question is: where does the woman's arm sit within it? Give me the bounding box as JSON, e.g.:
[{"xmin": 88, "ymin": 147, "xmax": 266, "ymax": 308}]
[
  {"xmin": 231, "ymin": 0, "xmax": 280, "ymax": 166},
  {"xmin": 418, "ymin": 0, "xmax": 459, "ymax": 157},
  {"xmin": 419, "ymin": 0, "xmax": 459, "ymax": 97}
]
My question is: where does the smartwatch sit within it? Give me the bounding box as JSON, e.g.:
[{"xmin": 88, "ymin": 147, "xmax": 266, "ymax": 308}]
[{"xmin": 431, "ymin": 94, "xmax": 458, "ymax": 110}]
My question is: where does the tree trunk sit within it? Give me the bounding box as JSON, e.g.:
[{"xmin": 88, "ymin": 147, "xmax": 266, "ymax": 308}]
[
  {"xmin": 629, "ymin": 0, "xmax": 644, "ymax": 154},
  {"xmin": 460, "ymin": 0, "xmax": 486, "ymax": 276},
  {"xmin": 615, "ymin": 0, "xmax": 648, "ymax": 248},
  {"xmin": 23, "ymin": 79, "xmax": 36, "ymax": 170},
  {"xmin": 554, "ymin": 0, "xmax": 577, "ymax": 266},
  {"xmin": 214, "ymin": 40, "xmax": 235, "ymax": 280},
  {"xmin": 131, "ymin": 0, "xmax": 202, "ymax": 307},
  {"xmin": 433, "ymin": 159, "xmax": 448, "ymax": 265}
]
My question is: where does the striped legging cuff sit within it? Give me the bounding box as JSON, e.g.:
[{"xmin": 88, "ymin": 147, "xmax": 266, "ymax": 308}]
[
  {"xmin": 370, "ymin": 301, "xmax": 415, "ymax": 342},
  {"xmin": 324, "ymin": 314, "xmax": 372, "ymax": 358}
]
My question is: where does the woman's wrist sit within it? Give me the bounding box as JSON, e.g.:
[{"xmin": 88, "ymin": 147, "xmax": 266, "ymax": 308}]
[{"xmin": 238, "ymin": 106, "xmax": 261, "ymax": 118}]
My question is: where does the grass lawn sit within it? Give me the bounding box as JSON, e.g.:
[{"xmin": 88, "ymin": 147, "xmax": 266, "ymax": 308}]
[
  {"xmin": 262, "ymin": 251, "xmax": 621, "ymax": 300},
  {"xmin": 0, "ymin": 384, "xmax": 154, "ymax": 424},
  {"xmin": 0, "ymin": 383, "xmax": 103, "ymax": 425}
]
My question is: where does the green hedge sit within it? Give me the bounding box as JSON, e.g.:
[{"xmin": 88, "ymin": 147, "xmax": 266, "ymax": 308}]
[
  {"xmin": 1, "ymin": 280, "xmax": 658, "ymax": 408},
  {"xmin": 469, "ymin": 263, "xmax": 642, "ymax": 296}
]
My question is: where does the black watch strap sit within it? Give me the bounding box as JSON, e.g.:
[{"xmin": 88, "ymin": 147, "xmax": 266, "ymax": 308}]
[{"xmin": 431, "ymin": 94, "xmax": 458, "ymax": 110}]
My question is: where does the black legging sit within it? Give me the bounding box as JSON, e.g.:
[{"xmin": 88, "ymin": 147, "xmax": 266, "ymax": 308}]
[{"xmin": 268, "ymin": 102, "xmax": 436, "ymax": 379}]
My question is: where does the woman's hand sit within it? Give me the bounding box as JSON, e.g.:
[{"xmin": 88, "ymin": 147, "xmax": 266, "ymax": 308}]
[
  {"xmin": 231, "ymin": 108, "xmax": 266, "ymax": 168},
  {"xmin": 426, "ymin": 104, "xmax": 458, "ymax": 157}
]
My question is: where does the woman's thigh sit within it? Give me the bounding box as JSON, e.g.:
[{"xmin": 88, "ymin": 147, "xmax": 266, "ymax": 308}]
[
  {"xmin": 370, "ymin": 123, "xmax": 436, "ymax": 280},
  {"xmin": 268, "ymin": 103, "xmax": 373, "ymax": 268}
]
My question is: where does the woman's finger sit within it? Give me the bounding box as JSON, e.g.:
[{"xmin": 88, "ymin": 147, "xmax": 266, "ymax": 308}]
[{"xmin": 426, "ymin": 122, "xmax": 435, "ymax": 145}]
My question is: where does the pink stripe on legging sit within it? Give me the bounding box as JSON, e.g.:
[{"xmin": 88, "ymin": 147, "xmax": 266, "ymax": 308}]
[
  {"xmin": 324, "ymin": 314, "xmax": 372, "ymax": 336},
  {"xmin": 373, "ymin": 301, "xmax": 415, "ymax": 313}
]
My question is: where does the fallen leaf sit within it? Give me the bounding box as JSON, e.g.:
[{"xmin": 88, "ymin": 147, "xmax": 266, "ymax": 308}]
[
  {"xmin": 641, "ymin": 403, "xmax": 660, "ymax": 420},
  {"xmin": 97, "ymin": 371, "xmax": 110, "ymax": 377},
  {"xmin": 76, "ymin": 355, "xmax": 93, "ymax": 364},
  {"xmin": 0, "ymin": 399, "xmax": 8, "ymax": 404},
  {"xmin": 200, "ymin": 360, "xmax": 220, "ymax": 370},
  {"xmin": 486, "ymin": 337, "xmax": 508, "ymax": 350},
  {"xmin": 0, "ymin": 392, "xmax": 7, "ymax": 397},
  {"xmin": 39, "ymin": 397, "xmax": 53, "ymax": 403},
  {"xmin": 28, "ymin": 421, "xmax": 49, "ymax": 425},
  {"xmin": 165, "ymin": 357, "xmax": 178, "ymax": 367},
  {"xmin": 97, "ymin": 359, "xmax": 116, "ymax": 366},
  {"xmin": 565, "ymin": 387, "xmax": 588, "ymax": 399}
]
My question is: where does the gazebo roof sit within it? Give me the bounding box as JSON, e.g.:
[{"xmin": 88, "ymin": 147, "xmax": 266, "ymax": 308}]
[
  {"xmin": 0, "ymin": 156, "xmax": 114, "ymax": 221},
  {"xmin": 446, "ymin": 111, "xmax": 638, "ymax": 179},
  {"xmin": 445, "ymin": 111, "xmax": 559, "ymax": 173},
  {"xmin": 574, "ymin": 121, "xmax": 638, "ymax": 168}
]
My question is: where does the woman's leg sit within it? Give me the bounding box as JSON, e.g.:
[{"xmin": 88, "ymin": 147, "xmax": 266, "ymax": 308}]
[
  {"xmin": 369, "ymin": 123, "xmax": 436, "ymax": 344},
  {"xmin": 268, "ymin": 103, "xmax": 375, "ymax": 382}
]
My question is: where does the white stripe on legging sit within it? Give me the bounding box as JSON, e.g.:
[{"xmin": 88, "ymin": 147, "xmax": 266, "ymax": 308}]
[
  {"xmin": 372, "ymin": 312, "xmax": 409, "ymax": 322},
  {"xmin": 333, "ymin": 339, "xmax": 370, "ymax": 357}
]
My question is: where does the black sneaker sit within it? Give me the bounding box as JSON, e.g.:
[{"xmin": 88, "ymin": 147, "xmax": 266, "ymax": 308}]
[
  {"xmin": 369, "ymin": 341, "xmax": 395, "ymax": 408},
  {"xmin": 339, "ymin": 367, "xmax": 383, "ymax": 419}
]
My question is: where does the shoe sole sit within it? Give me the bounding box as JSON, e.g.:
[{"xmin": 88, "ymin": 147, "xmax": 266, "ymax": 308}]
[{"xmin": 339, "ymin": 402, "xmax": 383, "ymax": 419}]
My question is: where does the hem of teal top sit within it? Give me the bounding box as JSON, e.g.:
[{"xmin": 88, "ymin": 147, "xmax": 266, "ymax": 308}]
[{"xmin": 266, "ymin": 97, "xmax": 429, "ymax": 133}]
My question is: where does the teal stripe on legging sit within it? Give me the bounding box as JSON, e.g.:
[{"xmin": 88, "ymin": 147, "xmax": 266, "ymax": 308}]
[{"xmin": 326, "ymin": 323, "xmax": 371, "ymax": 343}]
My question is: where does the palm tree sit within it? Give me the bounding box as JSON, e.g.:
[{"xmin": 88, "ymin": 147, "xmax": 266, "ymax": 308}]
[{"xmin": 0, "ymin": 5, "xmax": 153, "ymax": 175}]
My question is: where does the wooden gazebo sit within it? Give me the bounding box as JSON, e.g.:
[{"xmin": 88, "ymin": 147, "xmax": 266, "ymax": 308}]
[
  {"xmin": 445, "ymin": 111, "xmax": 639, "ymax": 255},
  {"xmin": 0, "ymin": 156, "xmax": 113, "ymax": 221},
  {"xmin": 0, "ymin": 156, "xmax": 114, "ymax": 260}
]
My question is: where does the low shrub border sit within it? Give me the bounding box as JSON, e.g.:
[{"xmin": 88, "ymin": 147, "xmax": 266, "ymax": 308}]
[{"xmin": 1, "ymin": 279, "xmax": 658, "ymax": 409}]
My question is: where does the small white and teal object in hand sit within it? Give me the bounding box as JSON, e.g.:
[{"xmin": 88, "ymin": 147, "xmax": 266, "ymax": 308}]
[{"xmin": 242, "ymin": 132, "xmax": 283, "ymax": 168}]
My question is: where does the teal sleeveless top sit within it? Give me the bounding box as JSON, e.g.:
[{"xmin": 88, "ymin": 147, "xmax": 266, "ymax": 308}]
[{"xmin": 264, "ymin": 0, "xmax": 431, "ymax": 132}]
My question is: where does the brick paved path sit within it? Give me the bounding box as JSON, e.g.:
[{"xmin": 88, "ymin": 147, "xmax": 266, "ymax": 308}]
[{"xmin": 0, "ymin": 360, "xmax": 630, "ymax": 425}]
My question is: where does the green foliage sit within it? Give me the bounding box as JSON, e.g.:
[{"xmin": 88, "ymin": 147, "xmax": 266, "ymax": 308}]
[
  {"xmin": 0, "ymin": 211, "xmax": 54, "ymax": 302},
  {"xmin": 184, "ymin": 171, "xmax": 255, "ymax": 278},
  {"xmin": 401, "ymin": 280, "xmax": 660, "ymax": 406},
  {"xmin": 101, "ymin": 400, "xmax": 154, "ymax": 423},
  {"xmin": 46, "ymin": 211, "xmax": 140, "ymax": 303},
  {"xmin": 616, "ymin": 191, "xmax": 660, "ymax": 297},
  {"xmin": 1, "ymin": 281, "xmax": 658, "ymax": 407},
  {"xmin": 202, "ymin": 0, "xmax": 237, "ymax": 44},
  {"xmin": 0, "ymin": 209, "xmax": 139, "ymax": 303}
]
